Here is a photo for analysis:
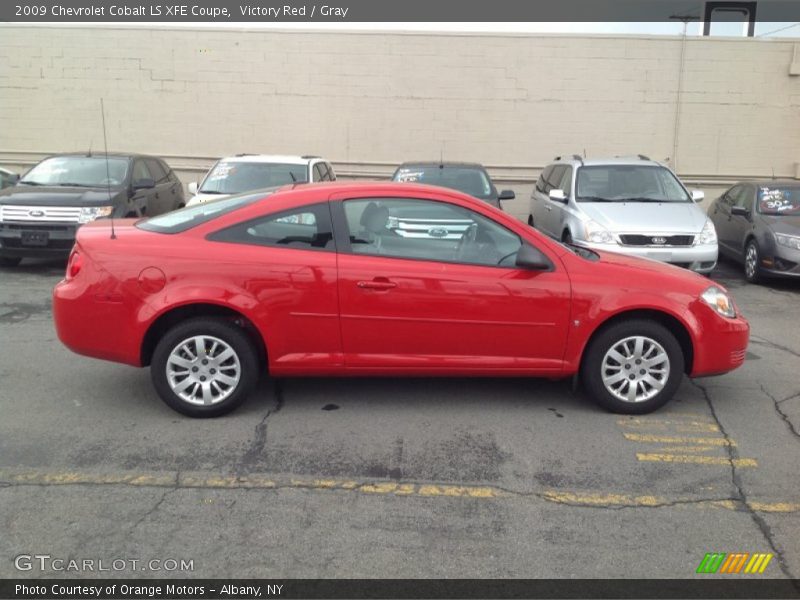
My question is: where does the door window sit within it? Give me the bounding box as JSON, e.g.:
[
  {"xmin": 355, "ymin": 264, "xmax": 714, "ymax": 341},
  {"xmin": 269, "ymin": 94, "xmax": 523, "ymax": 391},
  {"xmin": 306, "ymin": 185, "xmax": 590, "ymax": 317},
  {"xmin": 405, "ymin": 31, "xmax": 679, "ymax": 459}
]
[
  {"xmin": 341, "ymin": 198, "xmax": 522, "ymax": 267},
  {"xmin": 536, "ymin": 166, "xmax": 553, "ymax": 193},
  {"xmin": 132, "ymin": 160, "xmax": 152, "ymax": 182},
  {"xmin": 545, "ymin": 166, "xmax": 567, "ymax": 193},
  {"xmin": 210, "ymin": 202, "xmax": 334, "ymax": 251},
  {"xmin": 558, "ymin": 166, "xmax": 573, "ymax": 196},
  {"xmin": 145, "ymin": 159, "xmax": 168, "ymax": 183}
]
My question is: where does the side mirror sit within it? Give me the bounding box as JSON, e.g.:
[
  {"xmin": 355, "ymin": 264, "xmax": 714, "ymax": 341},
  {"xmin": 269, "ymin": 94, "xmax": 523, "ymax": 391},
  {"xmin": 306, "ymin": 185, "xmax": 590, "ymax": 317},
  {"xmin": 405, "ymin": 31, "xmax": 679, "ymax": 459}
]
[
  {"xmin": 188, "ymin": 181, "xmax": 198, "ymax": 195},
  {"xmin": 8, "ymin": 173, "xmax": 20, "ymax": 186},
  {"xmin": 132, "ymin": 178, "xmax": 155, "ymax": 190},
  {"xmin": 731, "ymin": 206, "xmax": 750, "ymax": 218},
  {"xmin": 549, "ymin": 189, "xmax": 568, "ymax": 203},
  {"xmin": 515, "ymin": 243, "xmax": 553, "ymax": 271},
  {"xmin": 498, "ymin": 189, "xmax": 516, "ymax": 201},
  {"xmin": 691, "ymin": 190, "xmax": 705, "ymax": 203}
]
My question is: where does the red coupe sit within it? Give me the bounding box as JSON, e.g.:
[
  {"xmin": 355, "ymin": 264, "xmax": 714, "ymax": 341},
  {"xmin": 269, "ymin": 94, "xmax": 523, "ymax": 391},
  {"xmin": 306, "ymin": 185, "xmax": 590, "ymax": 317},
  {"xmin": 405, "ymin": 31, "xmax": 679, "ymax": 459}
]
[{"xmin": 53, "ymin": 182, "xmax": 749, "ymax": 417}]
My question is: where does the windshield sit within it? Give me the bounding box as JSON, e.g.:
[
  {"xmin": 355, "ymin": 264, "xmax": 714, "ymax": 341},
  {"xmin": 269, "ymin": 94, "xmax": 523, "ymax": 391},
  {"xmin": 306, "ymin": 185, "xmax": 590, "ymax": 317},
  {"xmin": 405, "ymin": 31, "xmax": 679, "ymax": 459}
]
[
  {"xmin": 199, "ymin": 161, "xmax": 307, "ymax": 194},
  {"xmin": 393, "ymin": 166, "xmax": 495, "ymax": 200},
  {"xmin": 757, "ymin": 186, "xmax": 800, "ymax": 216},
  {"xmin": 137, "ymin": 191, "xmax": 270, "ymax": 234},
  {"xmin": 576, "ymin": 165, "xmax": 691, "ymax": 203},
  {"xmin": 20, "ymin": 156, "xmax": 129, "ymax": 187}
]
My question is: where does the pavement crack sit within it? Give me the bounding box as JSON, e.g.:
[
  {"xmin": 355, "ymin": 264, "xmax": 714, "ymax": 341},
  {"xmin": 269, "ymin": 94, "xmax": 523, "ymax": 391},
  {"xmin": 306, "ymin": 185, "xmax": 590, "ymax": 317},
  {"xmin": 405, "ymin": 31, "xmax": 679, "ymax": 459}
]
[
  {"xmin": 237, "ymin": 379, "xmax": 284, "ymax": 474},
  {"xmin": 749, "ymin": 336, "xmax": 800, "ymax": 360},
  {"xmin": 128, "ymin": 471, "xmax": 180, "ymax": 532},
  {"xmin": 760, "ymin": 383, "xmax": 800, "ymax": 441},
  {"xmin": 691, "ymin": 379, "xmax": 797, "ymax": 580}
]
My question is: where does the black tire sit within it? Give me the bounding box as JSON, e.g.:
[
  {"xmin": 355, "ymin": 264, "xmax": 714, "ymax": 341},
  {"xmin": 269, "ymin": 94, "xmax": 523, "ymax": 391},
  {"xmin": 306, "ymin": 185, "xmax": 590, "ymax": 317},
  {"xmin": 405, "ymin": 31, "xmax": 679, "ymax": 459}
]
[
  {"xmin": 581, "ymin": 319, "xmax": 684, "ymax": 414},
  {"xmin": 743, "ymin": 239, "xmax": 762, "ymax": 284},
  {"xmin": 150, "ymin": 317, "xmax": 259, "ymax": 418},
  {"xmin": 0, "ymin": 257, "xmax": 21, "ymax": 267}
]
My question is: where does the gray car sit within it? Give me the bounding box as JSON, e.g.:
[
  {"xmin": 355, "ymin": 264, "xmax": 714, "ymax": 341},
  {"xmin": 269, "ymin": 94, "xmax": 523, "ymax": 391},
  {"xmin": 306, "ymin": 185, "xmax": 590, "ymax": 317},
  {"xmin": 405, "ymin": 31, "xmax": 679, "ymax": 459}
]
[
  {"xmin": 709, "ymin": 180, "xmax": 800, "ymax": 283},
  {"xmin": 528, "ymin": 156, "xmax": 717, "ymax": 274}
]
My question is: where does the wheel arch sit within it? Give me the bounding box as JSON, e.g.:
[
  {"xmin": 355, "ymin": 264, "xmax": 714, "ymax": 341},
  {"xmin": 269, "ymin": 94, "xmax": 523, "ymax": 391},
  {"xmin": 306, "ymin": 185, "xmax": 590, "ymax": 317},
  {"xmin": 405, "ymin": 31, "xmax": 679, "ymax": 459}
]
[
  {"xmin": 580, "ymin": 308, "xmax": 695, "ymax": 375},
  {"xmin": 140, "ymin": 302, "xmax": 267, "ymax": 370}
]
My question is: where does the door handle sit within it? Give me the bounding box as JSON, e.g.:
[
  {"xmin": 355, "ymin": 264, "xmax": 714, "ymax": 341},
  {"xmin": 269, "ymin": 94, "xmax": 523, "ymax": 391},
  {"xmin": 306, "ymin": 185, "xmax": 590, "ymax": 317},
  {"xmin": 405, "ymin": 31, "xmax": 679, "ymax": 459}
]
[
  {"xmin": 545, "ymin": 204, "xmax": 552, "ymax": 211},
  {"xmin": 357, "ymin": 279, "xmax": 397, "ymax": 291}
]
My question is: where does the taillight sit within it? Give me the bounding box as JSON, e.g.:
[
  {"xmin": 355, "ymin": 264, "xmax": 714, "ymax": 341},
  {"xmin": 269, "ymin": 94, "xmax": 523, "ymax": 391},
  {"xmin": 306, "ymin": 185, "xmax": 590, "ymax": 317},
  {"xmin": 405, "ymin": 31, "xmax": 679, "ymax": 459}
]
[{"xmin": 66, "ymin": 250, "xmax": 83, "ymax": 280}]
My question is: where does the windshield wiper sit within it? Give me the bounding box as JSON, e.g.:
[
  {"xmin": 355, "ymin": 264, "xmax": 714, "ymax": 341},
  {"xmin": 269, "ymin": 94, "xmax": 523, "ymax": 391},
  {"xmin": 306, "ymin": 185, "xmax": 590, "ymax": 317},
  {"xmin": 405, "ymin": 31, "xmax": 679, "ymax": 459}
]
[
  {"xmin": 198, "ymin": 190, "xmax": 225, "ymax": 194},
  {"xmin": 56, "ymin": 183, "xmax": 92, "ymax": 188},
  {"xmin": 18, "ymin": 180, "xmax": 42, "ymax": 186},
  {"xmin": 577, "ymin": 196, "xmax": 617, "ymax": 202},
  {"xmin": 617, "ymin": 197, "xmax": 672, "ymax": 203}
]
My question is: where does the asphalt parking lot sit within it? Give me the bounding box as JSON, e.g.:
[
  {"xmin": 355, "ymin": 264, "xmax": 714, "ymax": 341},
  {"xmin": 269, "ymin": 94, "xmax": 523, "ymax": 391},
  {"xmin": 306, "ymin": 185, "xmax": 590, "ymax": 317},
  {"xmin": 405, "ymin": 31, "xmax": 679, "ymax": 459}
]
[{"xmin": 0, "ymin": 256, "xmax": 799, "ymax": 579}]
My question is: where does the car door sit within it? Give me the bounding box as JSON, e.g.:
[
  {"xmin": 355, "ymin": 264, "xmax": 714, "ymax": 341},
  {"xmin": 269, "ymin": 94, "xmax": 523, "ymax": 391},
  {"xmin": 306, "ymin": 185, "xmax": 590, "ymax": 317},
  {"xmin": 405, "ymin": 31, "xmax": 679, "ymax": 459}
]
[
  {"xmin": 712, "ymin": 185, "xmax": 741, "ymax": 254},
  {"xmin": 207, "ymin": 201, "xmax": 342, "ymax": 371},
  {"xmin": 331, "ymin": 192, "xmax": 572, "ymax": 373},
  {"xmin": 538, "ymin": 165, "xmax": 567, "ymax": 237},
  {"xmin": 130, "ymin": 159, "xmax": 156, "ymax": 216},
  {"xmin": 727, "ymin": 184, "xmax": 755, "ymax": 258}
]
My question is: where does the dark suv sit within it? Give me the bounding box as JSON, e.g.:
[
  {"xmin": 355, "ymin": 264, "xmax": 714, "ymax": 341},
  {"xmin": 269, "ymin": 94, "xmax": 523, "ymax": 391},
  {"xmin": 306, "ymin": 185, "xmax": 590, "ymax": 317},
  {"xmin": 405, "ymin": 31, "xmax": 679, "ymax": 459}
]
[{"xmin": 0, "ymin": 153, "xmax": 184, "ymax": 266}]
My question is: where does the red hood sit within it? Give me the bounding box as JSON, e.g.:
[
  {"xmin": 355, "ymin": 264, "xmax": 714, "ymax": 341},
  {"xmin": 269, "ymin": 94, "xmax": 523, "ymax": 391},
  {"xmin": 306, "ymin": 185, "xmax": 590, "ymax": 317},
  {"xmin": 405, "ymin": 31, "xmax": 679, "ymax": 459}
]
[{"xmin": 591, "ymin": 248, "xmax": 719, "ymax": 293}]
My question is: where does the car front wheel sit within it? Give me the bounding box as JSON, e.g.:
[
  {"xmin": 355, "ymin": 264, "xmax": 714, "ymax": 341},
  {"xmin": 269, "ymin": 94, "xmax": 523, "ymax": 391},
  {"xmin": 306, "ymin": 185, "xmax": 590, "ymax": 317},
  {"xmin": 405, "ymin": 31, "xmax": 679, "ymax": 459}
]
[
  {"xmin": 744, "ymin": 240, "xmax": 762, "ymax": 284},
  {"xmin": 151, "ymin": 317, "xmax": 259, "ymax": 417},
  {"xmin": 582, "ymin": 320, "xmax": 684, "ymax": 414}
]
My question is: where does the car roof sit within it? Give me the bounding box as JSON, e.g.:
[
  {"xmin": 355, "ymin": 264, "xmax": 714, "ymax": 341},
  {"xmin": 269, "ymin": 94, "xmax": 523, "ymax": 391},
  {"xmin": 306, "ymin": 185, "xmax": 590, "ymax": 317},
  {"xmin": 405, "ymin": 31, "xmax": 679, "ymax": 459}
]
[
  {"xmin": 737, "ymin": 179, "xmax": 799, "ymax": 187},
  {"xmin": 273, "ymin": 180, "xmax": 481, "ymax": 199},
  {"xmin": 551, "ymin": 156, "xmax": 664, "ymax": 167},
  {"xmin": 396, "ymin": 161, "xmax": 487, "ymax": 170},
  {"xmin": 217, "ymin": 154, "xmax": 320, "ymax": 165}
]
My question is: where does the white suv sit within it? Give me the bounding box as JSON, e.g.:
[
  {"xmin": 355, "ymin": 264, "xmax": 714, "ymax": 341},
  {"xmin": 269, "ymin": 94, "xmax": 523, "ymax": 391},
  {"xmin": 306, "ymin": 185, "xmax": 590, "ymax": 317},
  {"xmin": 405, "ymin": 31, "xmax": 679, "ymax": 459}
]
[{"xmin": 187, "ymin": 154, "xmax": 336, "ymax": 206}]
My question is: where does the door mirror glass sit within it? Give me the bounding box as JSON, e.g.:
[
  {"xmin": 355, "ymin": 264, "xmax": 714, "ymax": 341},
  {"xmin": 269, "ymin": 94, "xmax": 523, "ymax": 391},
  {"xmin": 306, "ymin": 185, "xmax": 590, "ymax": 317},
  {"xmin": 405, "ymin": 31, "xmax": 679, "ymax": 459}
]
[
  {"xmin": 515, "ymin": 243, "xmax": 552, "ymax": 270},
  {"xmin": 691, "ymin": 190, "xmax": 705, "ymax": 202},
  {"xmin": 132, "ymin": 178, "xmax": 155, "ymax": 190},
  {"xmin": 188, "ymin": 181, "xmax": 198, "ymax": 195},
  {"xmin": 498, "ymin": 189, "xmax": 515, "ymax": 201},
  {"xmin": 548, "ymin": 189, "xmax": 567, "ymax": 202},
  {"xmin": 731, "ymin": 205, "xmax": 749, "ymax": 217}
]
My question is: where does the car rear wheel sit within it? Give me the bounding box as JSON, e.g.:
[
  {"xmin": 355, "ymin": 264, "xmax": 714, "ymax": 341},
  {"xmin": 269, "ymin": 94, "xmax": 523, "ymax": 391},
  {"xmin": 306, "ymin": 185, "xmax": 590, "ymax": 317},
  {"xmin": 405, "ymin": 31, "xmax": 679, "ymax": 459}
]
[
  {"xmin": 0, "ymin": 257, "xmax": 22, "ymax": 267},
  {"xmin": 582, "ymin": 320, "xmax": 684, "ymax": 414},
  {"xmin": 744, "ymin": 240, "xmax": 762, "ymax": 284},
  {"xmin": 151, "ymin": 317, "xmax": 259, "ymax": 417}
]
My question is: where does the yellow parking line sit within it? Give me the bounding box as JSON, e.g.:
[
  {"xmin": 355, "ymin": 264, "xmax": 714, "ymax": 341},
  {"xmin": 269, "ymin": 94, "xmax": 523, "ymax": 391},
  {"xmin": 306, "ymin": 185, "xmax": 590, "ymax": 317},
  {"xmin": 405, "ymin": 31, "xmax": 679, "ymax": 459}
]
[
  {"xmin": 4, "ymin": 467, "xmax": 796, "ymax": 511},
  {"xmin": 636, "ymin": 453, "xmax": 757, "ymax": 467},
  {"xmin": 623, "ymin": 433, "xmax": 735, "ymax": 446},
  {"xmin": 617, "ymin": 419, "xmax": 720, "ymax": 433}
]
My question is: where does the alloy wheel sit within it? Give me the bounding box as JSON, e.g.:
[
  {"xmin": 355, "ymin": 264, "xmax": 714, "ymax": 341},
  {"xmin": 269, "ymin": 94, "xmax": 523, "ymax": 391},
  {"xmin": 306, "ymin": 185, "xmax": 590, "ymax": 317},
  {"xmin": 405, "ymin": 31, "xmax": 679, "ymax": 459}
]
[
  {"xmin": 601, "ymin": 335, "xmax": 670, "ymax": 403},
  {"xmin": 165, "ymin": 335, "xmax": 241, "ymax": 406}
]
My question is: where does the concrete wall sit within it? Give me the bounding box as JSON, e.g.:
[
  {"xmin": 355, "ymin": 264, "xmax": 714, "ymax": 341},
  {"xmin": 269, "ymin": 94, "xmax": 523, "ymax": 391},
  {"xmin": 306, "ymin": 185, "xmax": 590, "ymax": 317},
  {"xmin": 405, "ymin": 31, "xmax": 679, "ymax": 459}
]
[{"xmin": 1, "ymin": 25, "xmax": 799, "ymax": 219}]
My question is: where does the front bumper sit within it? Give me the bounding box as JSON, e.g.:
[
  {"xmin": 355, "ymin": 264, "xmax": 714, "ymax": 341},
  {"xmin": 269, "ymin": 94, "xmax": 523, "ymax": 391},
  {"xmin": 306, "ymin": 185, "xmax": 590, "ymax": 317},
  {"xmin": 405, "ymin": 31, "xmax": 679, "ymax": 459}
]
[
  {"xmin": 580, "ymin": 241, "xmax": 718, "ymax": 273},
  {"xmin": 689, "ymin": 300, "xmax": 750, "ymax": 377},
  {"xmin": 759, "ymin": 244, "xmax": 800, "ymax": 279},
  {"xmin": 0, "ymin": 222, "xmax": 77, "ymax": 258}
]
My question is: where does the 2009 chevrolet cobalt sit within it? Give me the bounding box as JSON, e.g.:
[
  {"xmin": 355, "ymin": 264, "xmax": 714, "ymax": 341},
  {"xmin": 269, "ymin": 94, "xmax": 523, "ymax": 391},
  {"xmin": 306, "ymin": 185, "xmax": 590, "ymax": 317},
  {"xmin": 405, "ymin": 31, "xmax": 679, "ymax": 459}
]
[{"xmin": 53, "ymin": 182, "xmax": 749, "ymax": 417}]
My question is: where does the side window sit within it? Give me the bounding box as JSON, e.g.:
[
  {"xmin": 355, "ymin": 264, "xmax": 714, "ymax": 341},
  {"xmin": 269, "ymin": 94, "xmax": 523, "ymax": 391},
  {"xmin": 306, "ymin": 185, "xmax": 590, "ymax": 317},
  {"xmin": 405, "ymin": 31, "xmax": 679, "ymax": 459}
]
[
  {"xmin": 742, "ymin": 186, "xmax": 755, "ymax": 212},
  {"xmin": 559, "ymin": 166, "xmax": 573, "ymax": 196},
  {"xmin": 732, "ymin": 185, "xmax": 753, "ymax": 210},
  {"xmin": 145, "ymin": 159, "xmax": 167, "ymax": 183},
  {"xmin": 536, "ymin": 166, "xmax": 553, "ymax": 193},
  {"xmin": 313, "ymin": 163, "xmax": 325, "ymax": 182},
  {"xmin": 546, "ymin": 166, "xmax": 567, "ymax": 193},
  {"xmin": 723, "ymin": 185, "xmax": 741, "ymax": 206},
  {"xmin": 341, "ymin": 198, "xmax": 523, "ymax": 268},
  {"xmin": 132, "ymin": 160, "xmax": 152, "ymax": 182},
  {"xmin": 209, "ymin": 202, "xmax": 334, "ymax": 251},
  {"xmin": 326, "ymin": 163, "xmax": 336, "ymax": 181}
]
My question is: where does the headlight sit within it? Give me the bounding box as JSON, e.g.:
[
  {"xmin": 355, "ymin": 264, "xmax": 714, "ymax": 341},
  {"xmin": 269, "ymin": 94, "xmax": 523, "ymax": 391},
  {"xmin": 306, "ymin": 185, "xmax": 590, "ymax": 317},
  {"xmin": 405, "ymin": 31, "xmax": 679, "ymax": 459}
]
[
  {"xmin": 696, "ymin": 219, "xmax": 717, "ymax": 245},
  {"xmin": 775, "ymin": 232, "xmax": 800, "ymax": 251},
  {"xmin": 584, "ymin": 220, "xmax": 616, "ymax": 244},
  {"xmin": 78, "ymin": 206, "xmax": 114, "ymax": 224},
  {"xmin": 701, "ymin": 286, "xmax": 736, "ymax": 318}
]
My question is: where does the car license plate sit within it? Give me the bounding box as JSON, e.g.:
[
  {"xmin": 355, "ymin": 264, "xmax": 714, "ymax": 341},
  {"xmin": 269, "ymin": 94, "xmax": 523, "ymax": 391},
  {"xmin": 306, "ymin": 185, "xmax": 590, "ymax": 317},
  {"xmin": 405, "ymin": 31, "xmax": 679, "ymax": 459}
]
[
  {"xmin": 646, "ymin": 251, "xmax": 672, "ymax": 261},
  {"xmin": 21, "ymin": 231, "xmax": 49, "ymax": 247}
]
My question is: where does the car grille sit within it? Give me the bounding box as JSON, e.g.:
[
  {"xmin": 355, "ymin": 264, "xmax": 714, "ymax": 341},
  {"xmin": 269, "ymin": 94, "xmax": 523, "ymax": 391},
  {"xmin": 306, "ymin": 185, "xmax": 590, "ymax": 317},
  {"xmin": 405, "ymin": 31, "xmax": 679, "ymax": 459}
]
[
  {"xmin": 619, "ymin": 234, "xmax": 695, "ymax": 247},
  {"xmin": 0, "ymin": 205, "xmax": 83, "ymax": 223},
  {"xmin": 389, "ymin": 218, "xmax": 473, "ymax": 240}
]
